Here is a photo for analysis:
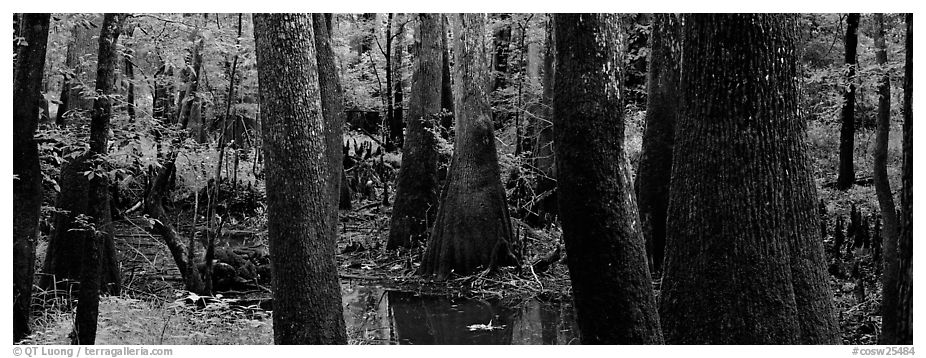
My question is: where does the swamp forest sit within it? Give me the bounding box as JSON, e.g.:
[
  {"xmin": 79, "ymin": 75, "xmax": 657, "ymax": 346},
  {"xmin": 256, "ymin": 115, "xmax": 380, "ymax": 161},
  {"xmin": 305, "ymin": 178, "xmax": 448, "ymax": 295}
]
[{"xmin": 10, "ymin": 12, "xmax": 914, "ymax": 346}]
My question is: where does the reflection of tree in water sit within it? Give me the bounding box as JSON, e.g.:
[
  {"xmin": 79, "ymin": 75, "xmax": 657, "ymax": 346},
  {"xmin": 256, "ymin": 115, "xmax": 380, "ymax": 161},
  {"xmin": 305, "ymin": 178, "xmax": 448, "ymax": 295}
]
[
  {"xmin": 341, "ymin": 284, "xmax": 391, "ymax": 343},
  {"xmin": 389, "ymin": 291, "xmax": 514, "ymax": 344},
  {"xmin": 341, "ymin": 285, "xmax": 579, "ymax": 345}
]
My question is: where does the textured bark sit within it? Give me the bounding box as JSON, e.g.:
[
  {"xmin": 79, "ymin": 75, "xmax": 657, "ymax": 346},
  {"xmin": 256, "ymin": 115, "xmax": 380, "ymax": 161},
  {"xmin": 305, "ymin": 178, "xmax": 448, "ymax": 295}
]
[
  {"xmin": 659, "ymin": 14, "xmax": 840, "ymax": 344},
  {"xmin": 886, "ymin": 13, "xmax": 913, "ymax": 345},
  {"xmin": 388, "ymin": 14, "xmax": 443, "ymax": 250},
  {"xmin": 873, "ymin": 13, "xmax": 901, "ymax": 345},
  {"xmin": 13, "ymin": 13, "xmax": 50, "ymax": 343},
  {"xmin": 552, "ymin": 13, "xmax": 663, "ymax": 345},
  {"xmin": 313, "ymin": 13, "xmax": 346, "ymax": 232},
  {"xmin": 836, "ymin": 13, "xmax": 860, "ymax": 190},
  {"xmin": 45, "ymin": 15, "xmax": 115, "ymax": 291},
  {"xmin": 56, "ymin": 14, "xmax": 101, "ymax": 125},
  {"xmin": 73, "ymin": 13, "xmax": 126, "ymax": 345},
  {"xmin": 43, "ymin": 15, "xmax": 121, "ymax": 296},
  {"xmin": 439, "ymin": 15, "xmax": 454, "ymax": 132},
  {"xmin": 254, "ymin": 13, "xmax": 347, "ymax": 345},
  {"xmin": 636, "ymin": 14, "xmax": 681, "ymax": 275},
  {"xmin": 420, "ymin": 13, "xmax": 517, "ymax": 280}
]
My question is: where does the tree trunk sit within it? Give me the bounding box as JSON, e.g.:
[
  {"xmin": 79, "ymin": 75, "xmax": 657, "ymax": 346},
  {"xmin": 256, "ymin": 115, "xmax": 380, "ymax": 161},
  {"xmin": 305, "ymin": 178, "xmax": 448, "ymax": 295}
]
[
  {"xmin": 551, "ymin": 13, "xmax": 663, "ymax": 345},
  {"xmin": 636, "ymin": 14, "xmax": 681, "ymax": 275},
  {"xmin": 659, "ymin": 14, "xmax": 840, "ymax": 344},
  {"xmin": 13, "ymin": 13, "xmax": 50, "ymax": 343},
  {"xmin": 55, "ymin": 14, "xmax": 101, "ymax": 125},
  {"xmin": 253, "ymin": 13, "xmax": 347, "ymax": 345},
  {"xmin": 122, "ymin": 24, "xmax": 136, "ymax": 121},
  {"xmin": 439, "ymin": 15, "xmax": 454, "ymax": 133},
  {"xmin": 44, "ymin": 15, "xmax": 113, "ymax": 291},
  {"xmin": 313, "ymin": 13, "xmax": 346, "ymax": 241},
  {"xmin": 885, "ymin": 13, "xmax": 914, "ymax": 345},
  {"xmin": 836, "ymin": 13, "xmax": 860, "ymax": 190},
  {"xmin": 72, "ymin": 13, "xmax": 126, "ymax": 345},
  {"xmin": 388, "ymin": 13, "xmax": 443, "ymax": 250},
  {"xmin": 420, "ymin": 13, "xmax": 518, "ymax": 280},
  {"xmin": 43, "ymin": 15, "xmax": 121, "ymax": 297},
  {"xmin": 178, "ymin": 18, "xmax": 205, "ymax": 135},
  {"xmin": 873, "ymin": 13, "xmax": 901, "ymax": 345},
  {"xmin": 391, "ymin": 13, "xmax": 406, "ymax": 149},
  {"xmin": 384, "ymin": 14, "xmax": 395, "ymax": 149}
]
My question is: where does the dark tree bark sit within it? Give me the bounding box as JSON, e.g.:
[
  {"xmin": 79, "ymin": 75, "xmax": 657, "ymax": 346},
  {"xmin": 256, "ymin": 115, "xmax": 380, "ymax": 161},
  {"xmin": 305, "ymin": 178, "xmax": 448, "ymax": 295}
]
[
  {"xmin": 13, "ymin": 13, "xmax": 50, "ymax": 343},
  {"xmin": 55, "ymin": 14, "xmax": 101, "ymax": 125},
  {"xmin": 253, "ymin": 13, "xmax": 347, "ymax": 345},
  {"xmin": 43, "ymin": 14, "xmax": 121, "ymax": 297},
  {"xmin": 72, "ymin": 13, "xmax": 127, "ymax": 345},
  {"xmin": 339, "ymin": 169, "xmax": 353, "ymax": 210},
  {"xmin": 420, "ymin": 13, "xmax": 518, "ymax": 280},
  {"xmin": 44, "ymin": 14, "xmax": 113, "ymax": 292},
  {"xmin": 551, "ymin": 13, "xmax": 663, "ymax": 345},
  {"xmin": 836, "ymin": 13, "xmax": 860, "ymax": 190},
  {"xmin": 391, "ymin": 13, "xmax": 406, "ymax": 148},
  {"xmin": 884, "ymin": 13, "xmax": 913, "ymax": 345},
  {"xmin": 122, "ymin": 24, "xmax": 136, "ymax": 121},
  {"xmin": 388, "ymin": 13, "xmax": 443, "ymax": 250},
  {"xmin": 313, "ymin": 13, "xmax": 346, "ymax": 231},
  {"xmin": 659, "ymin": 14, "xmax": 840, "ymax": 344},
  {"xmin": 873, "ymin": 13, "xmax": 901, "ymax": 345},
  {"xmin": 636, "ymin": 14, "xmax": 681, "ymax": 275}
]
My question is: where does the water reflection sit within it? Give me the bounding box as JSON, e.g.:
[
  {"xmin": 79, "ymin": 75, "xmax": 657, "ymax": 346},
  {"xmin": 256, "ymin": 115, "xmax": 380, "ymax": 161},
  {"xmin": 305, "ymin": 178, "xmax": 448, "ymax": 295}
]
[{"xmin": 341, "ymin": 282, "xmax": 579, "ymax": 345}]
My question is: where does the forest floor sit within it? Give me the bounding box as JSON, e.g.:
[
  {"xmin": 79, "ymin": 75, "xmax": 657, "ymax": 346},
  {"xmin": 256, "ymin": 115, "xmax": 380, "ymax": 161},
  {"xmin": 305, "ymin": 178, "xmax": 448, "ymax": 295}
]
[{"xmin": 23, "ymin": 122, "xmax": 897, "ymax": 345}]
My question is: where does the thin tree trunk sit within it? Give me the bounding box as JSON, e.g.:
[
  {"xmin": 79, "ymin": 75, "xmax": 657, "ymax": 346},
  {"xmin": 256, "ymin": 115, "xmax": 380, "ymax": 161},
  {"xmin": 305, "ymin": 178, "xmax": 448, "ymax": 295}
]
[
  {"xmin": 13, "ymin": 13, "xmax": 50, "ymax": 343},
  {"xmin": 313, "ymin": 13, "xmax": 346, "ymax": 242},
  {"xmin": 123, "ymin": 24, "xmax": 136, "ymax": 121},
  {"xmin": 420, "ymin": 13, "xmax": 518, "ymax": 280},
  {"xmin": 72, "ymin": 13, "xmax": 127, "ymax": 345},
  {"xmin": 873, "ymin": 13, "xmax": 901, "ymax": 345},
  {"xmin": 388, "ymin": 13, "xmax": 443, "ymax": 249},
  {"xmin": 552, "ymin": 13, "xmax": 663, "ymax": 345},
  {"xmin": 254, "ymin": 13, "xmax": 347, "ymax": 345},
  {"xmin": 636, "ymin": 14, "xmax": 681, "ymax": 275},
  {"xmin": 392, "ymin": 13, "xmax": 406, "ymax": 149},
  {"xmin": 659, "ymin": 14, "xmax": 840, "ymax": 344},
  {"xmin": 836, "ymin": 13, "xmax": 860, "ymax": 190},
  {"xmin": 384, "ymin": 14, "xmax": 396, "ymax": 151}
]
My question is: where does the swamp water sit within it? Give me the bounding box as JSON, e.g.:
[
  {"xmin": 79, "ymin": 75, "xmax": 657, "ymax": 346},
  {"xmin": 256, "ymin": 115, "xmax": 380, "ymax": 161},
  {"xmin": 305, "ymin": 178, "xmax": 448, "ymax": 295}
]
[{"xmin": 340, "ymin": 281, "xmax": 580, "ymax": 345}]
